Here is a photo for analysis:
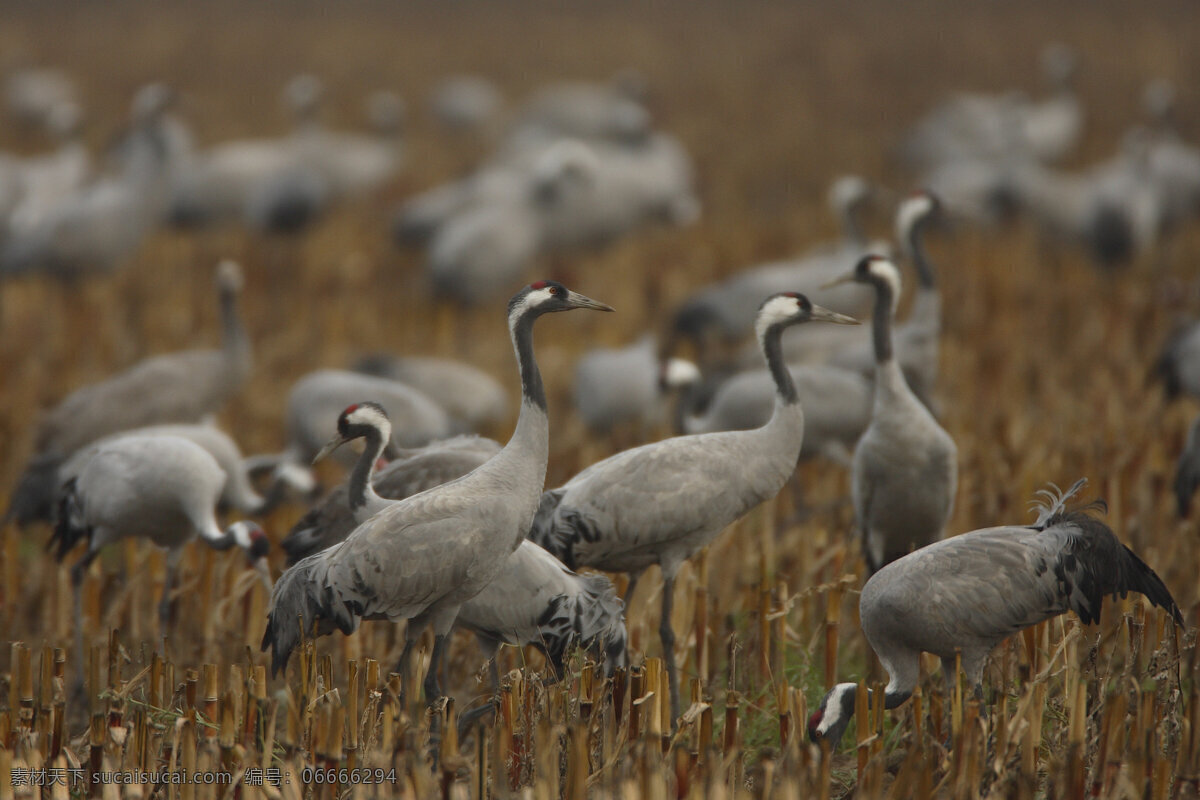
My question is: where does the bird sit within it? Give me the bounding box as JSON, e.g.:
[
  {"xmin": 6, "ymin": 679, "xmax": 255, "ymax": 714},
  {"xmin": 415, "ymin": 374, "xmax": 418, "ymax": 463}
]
[
  {"xmin": 282, "ymin": 432, "xmax": 501, "ymax": 565},
  {"xmin": 351, "ymin": 353, "xmax": 509, "ymax": 431},
  {"xmin": 1174, "ymin": 414, "xmax": 1200, "ymax": 518},
  {"xmin": 4, "ymin": 63, "xmax": 78, "ymax": 132},
  {"xmin": 2, "ymin": 101, "xmax": 91, "ymax": 234},
  {"xmin": 826, "ymin": 191, "xmax": 945, "ymax": 410},
  {"xmin": 530, "ymin": 292, "xmax": 858, "ymax": 727},
  {"xmin": 58, "ymin": 423, "xmax": 281, "ymax": 518},
  {"xmin": 824, "ymin": 254, "xmax": 957, "ymax": 573},
  {"xmin": 292, "ymin": 402, "xmax": 627, "ymax": 696},
  {"xmin": 430, "ymin": 75, "xmax": 503, "ymax": 133},
  {"xmin": 1155, "ymin": 318, "xmax": 1200, "ymax": 401},
  {"xmin": 572, "ymin": 334, "xmax": 699, "ymax": 436},
  {"xmin": 50, "ymin": 434, "xmax": 271, "ymax": 666},
  {"xmin": 278, "ymin": 368, "xmax": 453, "ymax": 471},
  {"xmin": 0, "ymin": 84, "xmax": 180, "ymax": 279},
  {"xmin": 5, "ymin": 260, "xmax": 252, "ymax": 527},
  {"xmin": 670, "ymin": 176, "xmax": 876, "ymax": 359},
  {"xmin": 679, "ymin": 363, "xmax": 872, "ymax": 464},
  {"xmin": 808, "ymin": 479, "xmax": 1184, "ymax": 748},
  {"xmin": 260, "ymin": 280, "xmax": 614, "ymax": 720}
]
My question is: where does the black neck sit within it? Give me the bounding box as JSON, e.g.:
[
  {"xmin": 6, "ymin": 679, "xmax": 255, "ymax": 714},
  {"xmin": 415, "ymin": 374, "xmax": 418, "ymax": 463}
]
[
  {"xmin": 871, "ymin": 279, "xmax": 895, "ymax": 364},
  {"xmin": 909, "ymin": 222, "xmax": 936, "ymax": 289},
  {"xmin": 512, "ymin": 312, "xmax": 547, "ymax": 411},
  {"xmin": 348, "ymin": 427, "xmax": 387, "ymax": 513},
  {"xmin": 762, "ymin": 324, "xmax": 799, "ymax": 405}
]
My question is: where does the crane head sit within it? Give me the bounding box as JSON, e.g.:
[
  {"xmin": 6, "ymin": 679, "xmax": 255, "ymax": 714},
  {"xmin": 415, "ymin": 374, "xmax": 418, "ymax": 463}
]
[
  {"xmin": 314, "ymin": 402, "xmax": 392, "ymax": 464},
  {"xmin": 508, "ymin": 281, "xmax": 615, "ymax": 320},
  {"xmin": 808, "ymin": 682, "xmax": 858, "ymax": 747}
]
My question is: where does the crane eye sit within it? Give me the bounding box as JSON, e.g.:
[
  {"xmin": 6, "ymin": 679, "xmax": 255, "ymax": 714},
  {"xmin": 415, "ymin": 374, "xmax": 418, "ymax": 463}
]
[{"xmin": 549, "ymin": 286, "xmax": 562, "ymax": 295}]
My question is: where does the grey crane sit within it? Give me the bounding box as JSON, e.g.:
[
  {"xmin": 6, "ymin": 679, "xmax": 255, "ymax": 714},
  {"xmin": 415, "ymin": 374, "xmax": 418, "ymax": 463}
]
[
  {"xmin": 3, "ymin": 102, "xmax": 91, "ymax": 233},
  {"xmin": 50, "ymin": 434, "xmax": 271, "ymax": 665},
  {"xmin": 826, "ymin": 191, "xmax": 944, "ymax": 410},
  {"xmin": 671, "ymin": 176, "xmax": 876, "ymax": 356},
  {"xmin": 5, "ymin": 260, "xmax": 252, "ymax": 527},
  {"xmin": 276, "ymin": 368, "xmax": 453, "ymax": 474},
  {"xmin": 4, "ymin": 64, "xmax": 78, "ymax": 132},
  {"xmin": 296, "ymin": 402, "xmax": 626, "ymax": 697},
  {"xmin": 530, "ymin": 293, "xmax": 858, "ymax": 727},
  {"xmin": 430, "ymin": 75, "xmax": 503, "ymax": 133},
  {"xmin": 809, "ymin": 479, "xmax": 1183, "ymax": 748},
  {"xmin": 283, "ymin": 430, "xmax": 501, "ymax": 565},
  {"xmin": 352, "ymin": 353, "xmax": 509, "ymax": 431},
  {"xmin": 0, "ymin": 85, "xmax": 179, "ymax": 279},
  {"xmin": 824, "ymin": 255, "xmax": 957, "ymax": 573},
  {"xmin": 59, "ymin": 423, "xmax": 281, "ymax": 518},
  {"xmin": 1156, "ymin": 318, "xmax": 1200, "ymax": 401},
  {"xmin": 573, "ymin": 334, "xmax": 699, "ymax": 436},
  {"xmin": 261, "ymin": 281, "xmax": 614, "ymax": 719},
  {"xmin": 679, "ymin": 363, "xmax": 871, "ymax": 464},
  {"xmin": 1174, "ymin": 414, "xmax": 1200, "ymax": 518}
]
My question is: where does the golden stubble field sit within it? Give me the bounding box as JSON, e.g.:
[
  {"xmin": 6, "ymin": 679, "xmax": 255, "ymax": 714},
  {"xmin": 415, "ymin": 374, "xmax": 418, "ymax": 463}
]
[{"xmin": 2, "ymin": 1, "xmax": 1200, "ymax": 797}]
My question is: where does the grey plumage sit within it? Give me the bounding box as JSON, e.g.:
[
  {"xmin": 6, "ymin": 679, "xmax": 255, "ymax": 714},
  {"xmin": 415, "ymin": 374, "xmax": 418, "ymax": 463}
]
[
  {"xmin": 573, "ymin": 334, "xmax": 699, "ymax": 435},
  {"xmin": 283, "ymin": 433, "xmax": 501, "ymax": 565},
  {"xmin": 1155, "ymin": 318, "xmax": 1200, "ymax": 401},
  {"xmin": 59, "ymin": 423, "xmax": 276, "ymax": 518},
  {"xmin": 680, "ymin": 363, "xmax": 871, "ymax": 462},
  {"xmin": 352, "ymin": 353, "xmax": 509, "ymax": 430},
  {"xmin": 50, "ymin": 434, "xmax": 270, "ymax": 662},
  {"xmin": 1174, "ymin": 414, "xmax": 1200, "ymax": 518},
  {"xmin": 281, "ymin": 368, "xmax": 453, "ymax": 467},
  {"xmin": 261, "ymin": 281, "xmax": 614, "ymax": 712},
  {"xmin": 809, "ymin": 479, "xmax": 1183, "ymax": 747},
  {"xmin": 671, "ymin": 177, "xmax": 876, "ymax": 354},
  {"xmin": 530, "ymin": 292, "xmax": 858, "ymax": 727},
  {"xmin": 283, "ymin": 400, "xmax": 626, "ymax": 681},
  {"xmin": 826, "ymin": 255, "xmax": 956, "ymax": 573},
  {"xmin": 5, "ymin": 260, "xmax": 251, "ymax": 527}
]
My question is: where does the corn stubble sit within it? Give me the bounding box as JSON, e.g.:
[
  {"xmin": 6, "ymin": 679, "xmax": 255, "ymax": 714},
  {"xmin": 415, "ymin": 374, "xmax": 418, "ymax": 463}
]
[{"xmin": 2, "ymin": 1, "xmax": 1200, "ymax": 797}]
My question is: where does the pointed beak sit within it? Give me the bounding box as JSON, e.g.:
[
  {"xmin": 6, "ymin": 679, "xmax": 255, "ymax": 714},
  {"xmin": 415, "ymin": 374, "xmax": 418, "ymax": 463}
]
[
  {"xmin": 313, "ymin": 434, "xmax": 349, "ymax": 465},
  {"xmin": 820, "ymin": 272, "xmax": 856, "ymax": 290},
  {"xmin": 566, "ymin": 290, "xmax": 615, "ymax": 312},
  {"xmin": 809, "ymin": 303, "xmax": 860, "ymax": 325},
  {"xmin": 252, "ymin": 556, "xmax": 274, "ymax": 593}
]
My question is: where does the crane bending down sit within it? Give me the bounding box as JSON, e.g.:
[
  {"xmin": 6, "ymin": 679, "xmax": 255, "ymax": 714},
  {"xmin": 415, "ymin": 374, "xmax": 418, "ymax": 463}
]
[
  {"xmin": 530, "ymin": 293, "xmax": 858, "ymax": 727},
  {"xmin": 824, "ymin": 254, "xmax": 957, "ymax": 573},
  {"xmin": 50, "ymin": 434, "xmax": 270, "ymax": 670},
  {"xmin": 261, "ymin": 282, "xmax": 613, "ymax": 714},
  {"xmin": 808, "ymin": 479, "xmax": 1183, "ymax": 748}
]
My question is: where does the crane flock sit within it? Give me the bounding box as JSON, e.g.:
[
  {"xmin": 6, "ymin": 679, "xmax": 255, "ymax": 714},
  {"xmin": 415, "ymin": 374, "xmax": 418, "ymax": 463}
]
[{"xmin": 2, "ymin": 46, "xmax": 1198, "ymax": 784}]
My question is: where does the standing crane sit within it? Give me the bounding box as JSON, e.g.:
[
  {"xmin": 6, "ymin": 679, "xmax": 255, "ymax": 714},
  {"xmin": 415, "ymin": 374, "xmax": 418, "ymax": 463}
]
[
  {"xmin": 530, "ymin": 293, "xmax": 858, "ymax": 726},
  {"xmin": 303, "ymin": 402, "xmax": 626, "ymax": 709},
  {"xmin": 5, "ymin": 260, "xmax": 252, "ymax": 527},
  {"xmin": 50, "ymin": 434, "xmax": 271, "ymax": 670},
  {"xmin": 824, "ymin": 254, "xmax": 957, "ymax": 573},
  {"xmin": 261, "ymin": 282, "xmax": 614, "ymax": 720},
  {"xmin": 809, "ymin": 479, "xmax": 1183, "ymax": 748}
]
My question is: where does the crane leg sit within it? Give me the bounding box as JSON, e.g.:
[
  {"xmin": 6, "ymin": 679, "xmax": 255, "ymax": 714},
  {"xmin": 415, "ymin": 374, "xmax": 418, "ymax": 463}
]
[
  {"xmin": 395, "ymin": 636, "xmax": 415, "ymax": 705},
  {"xmin": 70, "ymin": 548, "xmax": 99, "ymax": 701},
  {"xmin": 659, "ymin": 573, "xmax": 680, "ymax": 732},
  {"xmin": 158, "ymin": 555, "xmax": 181, "ymax": 641},
  {"xmin": 623, "ymin": 569, "xmax": 644, "ymax": 610},
  {"xmin": 424, "ymin": 634, "xmax": 448, "ymax": 704}
]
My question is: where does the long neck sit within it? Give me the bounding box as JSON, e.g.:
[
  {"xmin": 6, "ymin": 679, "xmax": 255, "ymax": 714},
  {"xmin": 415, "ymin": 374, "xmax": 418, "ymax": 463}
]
[
  {"xmin": 760, "ymin": 323, "xmax": 799, "ymax": 406},
  {"xmin": 348, "ymin": 428, "xmax": 390, "ymax": 521},
  {"xmin": 871, "ymin": 280, "xmax": 895, "ymax": 365},
  {"xmin": 906, "ymin": 222, "xmax": 936, "ymax": 290},
  {"xmin": 219, "ymin": 288, "xmax": 252, "ymax": 381},
  {"xmin": 511, "ymin": 312, "xmax": 547, "ymax": 412}
]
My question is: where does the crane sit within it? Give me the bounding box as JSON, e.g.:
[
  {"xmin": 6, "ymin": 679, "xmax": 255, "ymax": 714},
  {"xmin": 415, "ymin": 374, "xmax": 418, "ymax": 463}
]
[
  {"xmin": 530, "ymin": 292, "xmax": 858, "ymax": 726},
  {"xmin": 824, "ymin": 254, "xmax": 957, "ymax": 572},
  {"xmin": 261, "ymin": 281, "xmax": 613, "ymax": 721},
  {"xmin": 809, "ymin": 479, "xmax": 1183, "ymax": 748}
]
